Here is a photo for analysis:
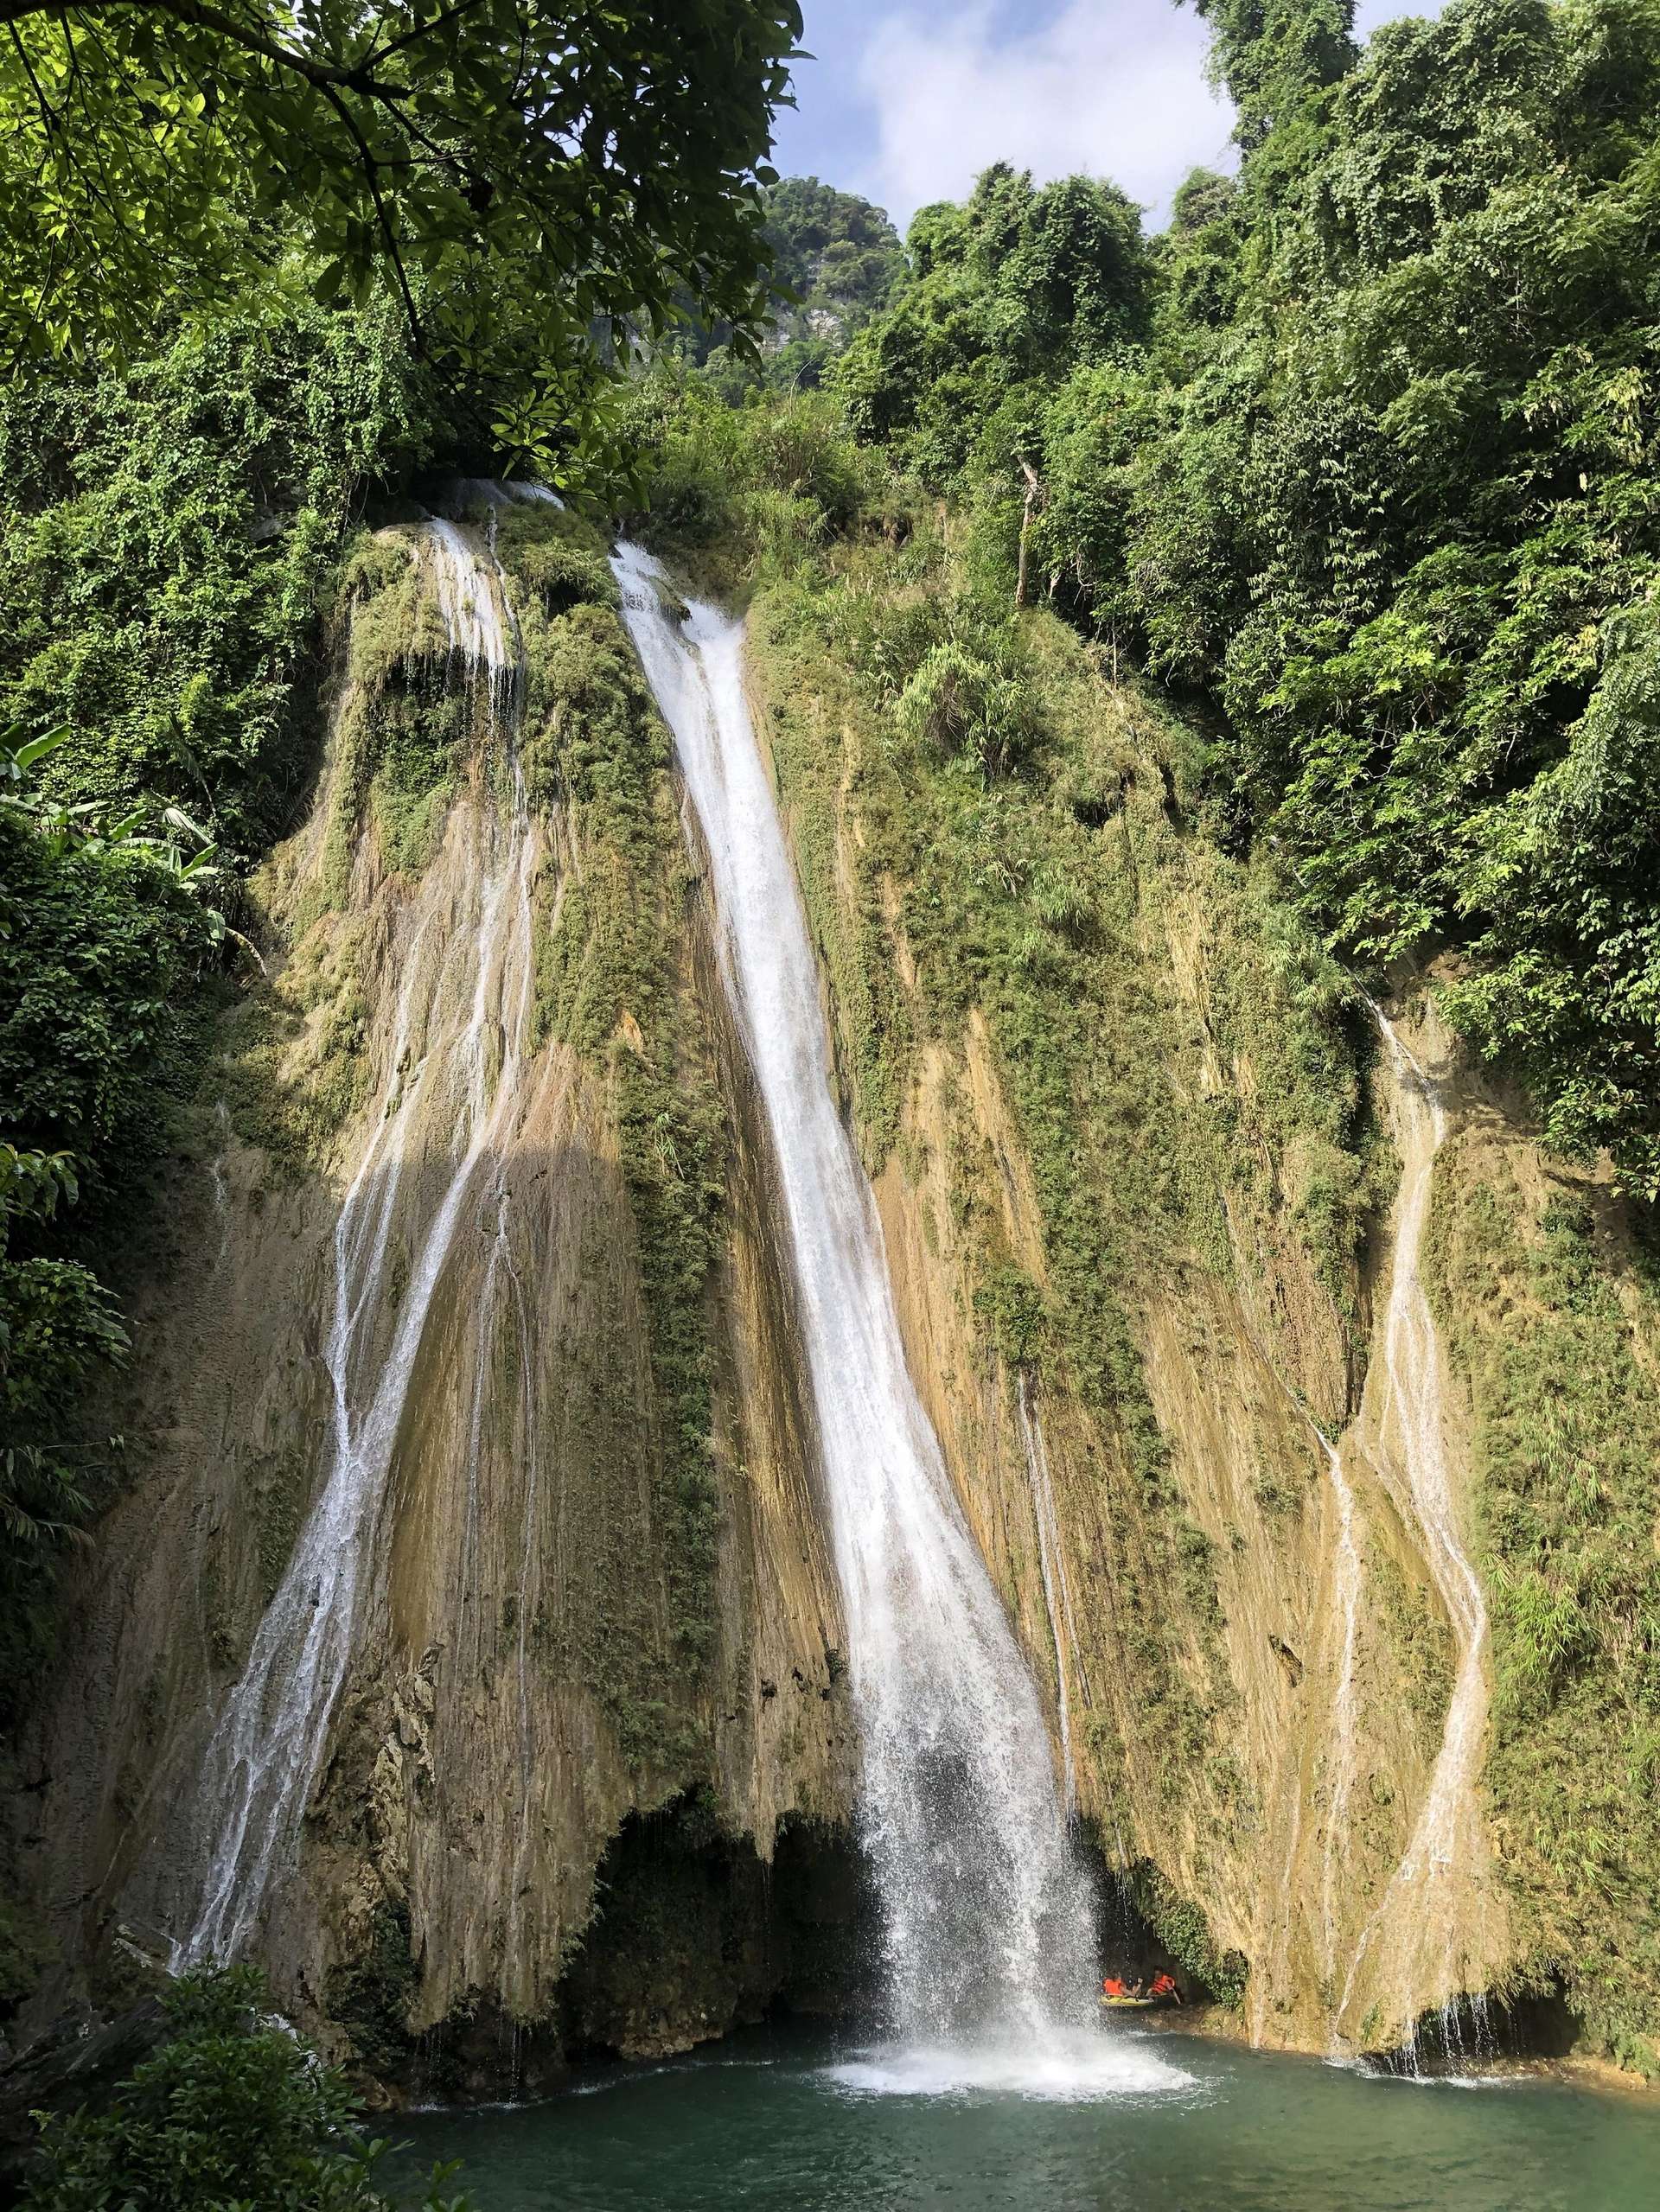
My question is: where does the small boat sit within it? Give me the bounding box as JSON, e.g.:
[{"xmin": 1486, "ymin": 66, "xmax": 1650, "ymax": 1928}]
[{"xmin": 1100, "ymin": 1992, "xmax": 1158, "ymax": 2010}]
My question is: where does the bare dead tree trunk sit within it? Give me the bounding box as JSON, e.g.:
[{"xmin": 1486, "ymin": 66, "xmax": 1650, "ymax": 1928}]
[{"xmin": 1015, "ymin": 461, "xmax": 1042, "ymax": 611}]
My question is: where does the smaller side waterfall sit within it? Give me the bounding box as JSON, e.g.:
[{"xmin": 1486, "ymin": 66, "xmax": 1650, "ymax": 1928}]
[
  {"xmin": 422, "ymin": 519, "xmax": 521, "ymax": 717},
  {"xmin": 182, "ymin": 520, "xmax": 536, "ymax": 1964},
  {"xmin": 1374, "ymin": 1020, "xmax": 1491, "ymax": 1877},
  {"xmin": 1337, "ymin": 1008, "xmax": 1497, "ymax": 2056}
]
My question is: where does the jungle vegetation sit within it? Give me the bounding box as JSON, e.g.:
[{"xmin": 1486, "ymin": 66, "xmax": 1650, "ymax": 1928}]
[
  {"xmin": 827, "ymin": 0, "xmax": 1660, "ymax": 1202},
  {"xmin": 20, "ymin": 1965, "xmax": 468, "ymax": 2209},
  {"xmin": 693, "ymin": 176, "xmax": 908, "ymax": 398},
  {"xmin": 0, "ymin": 0, "xmax": 804, "ymax": 481},
  {"xmin": 0, "ymin": 0, "xmax": 800, "ymax": 1724}
]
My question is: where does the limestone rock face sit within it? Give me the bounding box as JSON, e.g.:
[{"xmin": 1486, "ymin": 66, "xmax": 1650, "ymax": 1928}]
[
  {"xmin": 19, "ymin": 531, "xmax": 1655, "ymax": 2078},
  {"xmin": 739, "ymin": 589, "xmax": 1630, "ymax": 2062},
  {"xmin": 870, "ymin": 1000, "xmax": 1518, "ymax": 2054},
  {"xmin": 16, "ymin": 519, "xmax": 855, "ymax": 2069}
]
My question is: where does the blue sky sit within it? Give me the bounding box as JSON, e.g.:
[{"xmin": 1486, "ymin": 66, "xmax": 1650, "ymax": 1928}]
[{"xmin": 769, "ymin": 0, "xmax": 1446, "ymax": 232}]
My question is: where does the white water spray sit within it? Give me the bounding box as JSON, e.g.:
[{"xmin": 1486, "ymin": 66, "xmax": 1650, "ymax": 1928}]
[
  {"xmin": 183, "ymin": 521, "xmax": 536, "ymax": 1963},
  {"xmin": 613, "ymin": 546, "xmax": 1177, "ymax": 2089},
  {"xmin": 421, "ymin": 519, "xmax": 520, "ymax": 715}
]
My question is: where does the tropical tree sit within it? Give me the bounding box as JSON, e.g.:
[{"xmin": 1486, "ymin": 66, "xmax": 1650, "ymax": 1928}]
[{"xmin": 0, "ymin": 0, "xmax": 804, "ymax": 475}]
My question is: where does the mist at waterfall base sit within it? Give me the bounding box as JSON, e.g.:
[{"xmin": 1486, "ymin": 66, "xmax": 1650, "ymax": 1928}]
[
  {"xmin": 614, "ymin": 545, "xmax": 1144, "ymax": 2097},
  {"xmin": 393, "ymin": 2022, "xmax": 1660, "ymax": 2212}
]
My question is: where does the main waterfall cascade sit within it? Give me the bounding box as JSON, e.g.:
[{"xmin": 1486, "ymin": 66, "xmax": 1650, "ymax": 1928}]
[
  {"xmin": 611, "ymin": 545, "xmax": 1184, "ymax": 2092},
  {"xmin": 182, "ymin": 515, "xmax": 540, "ymax": 1962}
]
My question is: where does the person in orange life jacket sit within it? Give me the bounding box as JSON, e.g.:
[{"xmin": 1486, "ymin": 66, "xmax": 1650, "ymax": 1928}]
[
  {"xmin": 1149, "ymin": 1972, "xmax": 1182, "ymax": 2005},
  {"xmin": 1101, "ymin": 1975, "xmax": 1127, "ymax": 1997}
]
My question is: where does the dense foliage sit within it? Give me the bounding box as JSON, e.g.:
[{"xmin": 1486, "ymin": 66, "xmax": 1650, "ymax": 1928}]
[
  {"xmin": 0, "ymin": 0, "xmax": 802, "ymax": 480},
  {"xmin": 834, "ymin": 164, "xmax": 1150, "ymax": 482},
  {"xmin": 21, "ymin": 1965, "xmax": 466, "ymax": 2209},
  {"xmin": 764, "ymin": 179, "xmax": 906, "ymax": 327},
  {"xmin": 750, "ymin": 176, "xmax": 906, "ymax": 389},
  {"xmin": 0, "ymin": 296, "xmax": 432, "ymax": 1700},
  {"xmin": 0, "ymin": 292, "xmax": 432, "ymax": 846},
  {"xmin": 0, "ymin": 795, "xmax": 214, "ymax": 1705},
  {"xmin": 833, "ymin": 0, "xmax": 1660, "ymax": 1196},
  {"xmin": 0, "ymin": 3, "xmax": 803, "ymax": 1709},
  {"xmin": 1428, "ymin": 1170, "xmax": 1660, "ymax": 2069}
]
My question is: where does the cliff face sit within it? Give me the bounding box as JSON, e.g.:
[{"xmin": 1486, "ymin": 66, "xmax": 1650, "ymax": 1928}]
[
  {"xmin": 14, "ymin": 504, "xmax": 856, "ymax": 2078},
  {"xmin": 15, "ymin": 511, "xmax": 1660, "ymax": 2082},
  {"xmin": 742, "ymin": 551, "xmax": 1659, "ymax": 2069}
]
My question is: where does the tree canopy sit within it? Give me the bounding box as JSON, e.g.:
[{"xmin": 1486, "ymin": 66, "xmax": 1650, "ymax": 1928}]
[
  {"xmin": 0, "ymin": 0, "xmax": 804, "ymax": 475},
  {"xmin": 833, "ymin": 164, "xmax": 1149, "ymax": 481}
]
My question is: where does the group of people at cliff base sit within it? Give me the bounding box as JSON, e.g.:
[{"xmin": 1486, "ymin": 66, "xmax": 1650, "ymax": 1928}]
[{"xmin": 1101, "ymin": 1971, "xmax": 1183, "ymax": 2005}]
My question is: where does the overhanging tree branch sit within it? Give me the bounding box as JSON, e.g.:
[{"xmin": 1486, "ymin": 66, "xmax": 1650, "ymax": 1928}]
[
  {"xmin": 315, "ymin": 77, "xmax": 424, "ymax": 350},
  {"xmin": 0, "ymin": 0, "xmax": 414, "ymax": 98},
  {"xmin": 365, "ymin": 0, "xmax": 487, "ymax": 68}
]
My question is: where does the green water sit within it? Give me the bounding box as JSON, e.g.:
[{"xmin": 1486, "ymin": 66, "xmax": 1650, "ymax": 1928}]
[{"xmin": 394, "ymin": 2024, "xmax": 1660, "ymax": 2211}]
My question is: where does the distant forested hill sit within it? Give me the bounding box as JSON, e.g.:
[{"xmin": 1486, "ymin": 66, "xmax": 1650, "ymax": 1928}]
[{"xmin": 684, "ymin": 177, "xmax": 906, "ymax": 395}]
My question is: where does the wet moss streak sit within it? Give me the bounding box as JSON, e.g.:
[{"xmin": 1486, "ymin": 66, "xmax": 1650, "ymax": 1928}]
[{"xmin": 509, "ymin": 511, "xmax": 725, "ymax": 1749}]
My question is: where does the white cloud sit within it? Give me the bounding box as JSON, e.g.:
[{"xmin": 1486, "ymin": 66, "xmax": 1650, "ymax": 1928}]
[{"xmin": 852, "ymin": 0, "xmax": 1235, "ymax": 232}]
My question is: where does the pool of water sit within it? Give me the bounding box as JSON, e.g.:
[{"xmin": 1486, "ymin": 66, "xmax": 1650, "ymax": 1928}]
[{"xmin": 392, "ymin": 2021, "xmax": 1660, "ymax": 2211}]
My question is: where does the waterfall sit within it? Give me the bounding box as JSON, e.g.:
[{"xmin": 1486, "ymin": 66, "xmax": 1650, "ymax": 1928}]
[
  {"xmin": 1337, "ymin": 1008, "xmax": 1494, "ymax": 2056},
  {"xmin": 182, "ymin": 520, "xmax": 536, "ymax": 1964},
  {"xmin": 421, "ymin": 519, "xmax": 521, "ymax": 715},
  {"xmin": 208, "ymin": 1097, "xmax": 233, "ymax": 1270},
  {"xmin": 614, "ymin": 545, "xmax": 1184, "ymax": 2093}
]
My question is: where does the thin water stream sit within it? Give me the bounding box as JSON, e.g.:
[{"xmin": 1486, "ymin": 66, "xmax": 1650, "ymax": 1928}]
[
  {"xmin": 1370, "ymin": 1016, "xmax": 1492, "ymax": 1884},
  {"xmin": 1337, "ymin": 1009, "xmax": 1496, "ymax": 2052},
  {"xmin": 614, "ymin": 546, "xmax": 1126, "ymax": 2078},
  {"xmin": 1015, "ymin": 1376, "xmax": 1081, "ymax": 1814},
  {"xmin": 183, "ymin": 520, "xmax": 535, "ymax": 1962}
]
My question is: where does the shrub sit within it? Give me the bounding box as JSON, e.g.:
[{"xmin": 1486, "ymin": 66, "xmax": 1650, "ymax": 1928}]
[
  {"xmin": 896, "ymin": 640, "xmax": 1042, "ymax": 780},
  {"xmin": 21, "ymin": 1967, "xmax": 468, "ymax": 2212}
]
